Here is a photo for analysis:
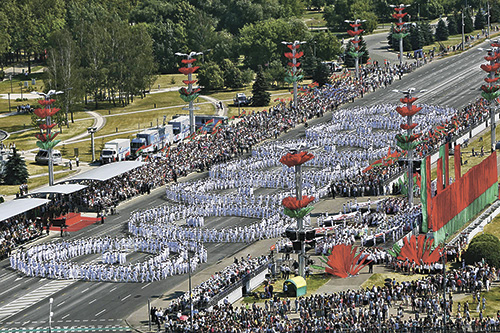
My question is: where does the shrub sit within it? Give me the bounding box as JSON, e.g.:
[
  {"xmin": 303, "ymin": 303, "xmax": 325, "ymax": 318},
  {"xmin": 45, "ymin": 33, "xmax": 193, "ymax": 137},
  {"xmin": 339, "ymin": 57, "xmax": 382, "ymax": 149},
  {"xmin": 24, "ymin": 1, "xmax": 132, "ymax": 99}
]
[{"xmin": 463, "ymin": 233, "xmax": 500, "ymax": 267}]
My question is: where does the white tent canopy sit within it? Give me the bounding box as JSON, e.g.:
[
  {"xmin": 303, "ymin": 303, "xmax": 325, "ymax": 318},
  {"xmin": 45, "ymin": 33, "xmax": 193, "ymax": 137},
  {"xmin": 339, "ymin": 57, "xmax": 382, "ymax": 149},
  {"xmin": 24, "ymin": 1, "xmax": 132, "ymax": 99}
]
[
  {"xmin": 30, "ymin": 184, "xmax": 87, "ymax": 195},
  {"xmin": 67, "ymin": 161, "xmax": 144, "ymax": 182},
  {"xmin": 0, "ymin": 198, "xmax": 51, "ymax": 222}
]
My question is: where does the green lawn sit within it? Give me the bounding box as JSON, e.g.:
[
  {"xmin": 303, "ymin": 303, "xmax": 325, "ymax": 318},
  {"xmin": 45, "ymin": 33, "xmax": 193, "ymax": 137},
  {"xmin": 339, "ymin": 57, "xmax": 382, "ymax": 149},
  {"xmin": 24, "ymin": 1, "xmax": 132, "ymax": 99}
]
[
  {"xmin": 302, "ymin": 10, "xmax": 326, "ymax": 28},
  {"xmin": 483, "ymin": 214, "xmax": 500, "ymax": 240},
  {"xmin": 241, "ymin": 273, "xmax": 330, "ymax": 303},
  {"xmin": 454, "ymin": 286, "xmax": 500, "ymax": 319}
]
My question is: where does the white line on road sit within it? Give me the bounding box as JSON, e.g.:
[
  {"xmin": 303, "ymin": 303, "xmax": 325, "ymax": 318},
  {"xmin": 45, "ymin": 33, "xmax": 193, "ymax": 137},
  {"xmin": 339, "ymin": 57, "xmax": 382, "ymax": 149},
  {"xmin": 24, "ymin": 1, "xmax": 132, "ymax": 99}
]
[
  {"xmin": 121, "ymin": 294, "xmax": 131, "ymax": 301},
  {"xmin": 141, "ymin": 283, "xmax": 151, "ymax": 290},
  {"xmin": 61, "ymin": 314, "xmax": 70, "ymax": 320},
  {"xmin": 89, "ymin": 299, "xmax": 97, "ymax": 304},
  {"xmin": 95, "ymin": 309, "xmax": 106, "ymax": 317},
  {"xmin": 109, "ymin": 287, "xmax": 117, "ymax": 293},
  {"xmin": 80, "ymin": 287, "xmax": 89, "ymax": 294},
  {"xmin": 56, "ymin": 301, "xmax": 65, "ymax": 307}
]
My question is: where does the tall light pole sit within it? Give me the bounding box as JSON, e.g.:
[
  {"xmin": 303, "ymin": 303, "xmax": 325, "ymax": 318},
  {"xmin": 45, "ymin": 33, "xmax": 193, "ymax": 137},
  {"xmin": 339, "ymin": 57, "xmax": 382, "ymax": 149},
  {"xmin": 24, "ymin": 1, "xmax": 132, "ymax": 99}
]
[
  {"xmin": 488, "ymin": 2, "xmax": 491, "ymax": 38},
  {"xmin": 393, "ymin": 88, "xmax": 425, "ymax": 207},
  {"xmin": 48, "ymin": 297, "xmax": 53, "ymax": 333},
  {"xmin": 462, "ymin": 9, "xmax": 465, "ymax": 50},
  {"xmin": 176, "ymin": 51, "xmax": 203, "ymax": 135},
  {"xmin": 480, "ymin": 43, "xmax": 500, "ymax": 152},
  {"xmin": 87, "ymin": 127, "xmax": 97, "ymax": 162},
  {"xmin": 32, "ymin": 90, "xmax": 64, "ymax": 186},
  {"xmin": 283, "ymin": 41, "xmax": 306, "ymax": 109},
  {"xmin": 345, "ymin": 19, "xmax": 366, "ymax": 80},
  {"xmin": 442, "ymin": 233, "xmax": 449, "ymax": 332},
  {"xmin": 390, "ymin": 4, "xmax": 410, "ymax": 67}
]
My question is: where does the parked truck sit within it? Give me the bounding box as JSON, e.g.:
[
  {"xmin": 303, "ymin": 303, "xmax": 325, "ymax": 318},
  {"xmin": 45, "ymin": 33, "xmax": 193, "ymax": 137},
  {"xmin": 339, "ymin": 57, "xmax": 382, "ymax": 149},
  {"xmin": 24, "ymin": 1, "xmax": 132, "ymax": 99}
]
[
  {"xmin": 168, "ymin": 116, "xmax": 190, "ymax": 142},
  {"xmin": 130, "ymin": 125, "xmax": 173, "ymax": 157},
  {"xmin": 100, "ymin": 139, "xmax": 130, "ymax": 164}
]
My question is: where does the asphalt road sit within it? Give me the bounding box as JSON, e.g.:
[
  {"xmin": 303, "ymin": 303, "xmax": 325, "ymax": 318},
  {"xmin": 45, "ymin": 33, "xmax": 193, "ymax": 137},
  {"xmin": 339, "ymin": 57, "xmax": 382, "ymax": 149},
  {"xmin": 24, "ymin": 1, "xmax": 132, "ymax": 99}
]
[{"xmin": 0, "ymin": 37, "xmax": 493, "ymax": 333}]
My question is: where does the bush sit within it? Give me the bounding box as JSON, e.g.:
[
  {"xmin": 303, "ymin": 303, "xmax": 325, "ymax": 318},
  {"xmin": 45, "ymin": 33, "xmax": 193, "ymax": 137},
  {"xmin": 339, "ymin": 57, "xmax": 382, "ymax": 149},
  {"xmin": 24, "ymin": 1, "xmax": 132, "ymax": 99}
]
[
  {"xmin": 463, "ymin": 233, "xmax": 500, "ymax": 267},
  {"xmin": 469, "ymin": 233, "xmax": 500, "ymax": 246}
]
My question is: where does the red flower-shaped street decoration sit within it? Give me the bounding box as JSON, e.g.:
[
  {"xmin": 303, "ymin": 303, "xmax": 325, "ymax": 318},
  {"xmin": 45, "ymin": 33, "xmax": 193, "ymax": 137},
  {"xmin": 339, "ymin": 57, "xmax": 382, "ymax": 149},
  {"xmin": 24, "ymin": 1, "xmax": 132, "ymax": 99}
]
[
  {"xmin": 39, "ymin": 123, "xmax": 57, "ymax": 131},
  {"xmin": 181, "ymin": 58, "xmax": 197, "ymax": 64},
  {"xmin": 480, "ymin": 63, "xmax": 500, "ymax": 73},
  {"xmin": 279, "ymin": 151, "xmax": 314, "ymax": 168},
  {"xmin": 282, "ymin": 195, "xmax": 315, "ymax": 210},
  {"xmin": 347, "ymin": 29, "xmax": 364, "ymax": 37},
  {"xmin": 396, "ymin": 105, "xmax": 422, "ymax": 117},
  {"xmin": 284, "ymin": 52, "xmax": 304, "ymax": 59},
  {"xmin": 182, "ymin": 80, "xmax": 197, "ymax": 85},
  {"xmin": 321, "ymin": 244, "xmax": 370, "ymax": 278},
  {"xmin": 481, "ymin": 85, "xmax": 500, "ymax": 93},
  {"xmin": 178, "ymin": 66, "xmax": 200, "ymax": 75},
  {"xmin": 400, "ymin": 123, "xmax": 418, "ymax": 130},
  {"xmin": 34, "ymin": 107, "xmax": 60, "ymax": 119},
  {"xmin": 38, "ymin": 99, "xmax": 56, "ymax": 106},
  {"xmin": 392, "ymin": 12, "xmax": 407, "ymax": 20},
  {"xmin": 287, "ymin": 44, "xmax": 300, "ymax": 50},
  {"xmin": 485, "ymin": 77, "xmax": 500, "ymax": 83},
  {"xmin": 349, "ymin": 23, "xmax": 361, "ymax": 28},
  {"xmin": 287, "ymin": 62, "xmax": 301, "ymax": 67},
  {"xmin": 484, "ymin": 54, "xmax": 500, "ymax": 62},
  {"xmin": 397, "ymin": 234, "xmax": 442, "ymax": 264},
  {"xmin": 35, "ymin": 132, "xmax": 59, "ymax": 142},
  {"xmin": 400, "ymin": 97, "xmax": 418, "ymax": 104}
]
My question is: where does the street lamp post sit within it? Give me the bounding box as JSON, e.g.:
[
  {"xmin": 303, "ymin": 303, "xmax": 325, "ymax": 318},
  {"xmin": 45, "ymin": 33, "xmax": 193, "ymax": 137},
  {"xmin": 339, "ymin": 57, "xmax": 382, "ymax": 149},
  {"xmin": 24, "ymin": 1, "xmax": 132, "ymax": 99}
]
[
  {"xmin": 87, "ymin": 127, "xmax": 97, "ymax": 162},
  {"xmin": 488, "ymin": 2, "xmax": 491, "ymax": 38},
  {"xmin": 442, "ymin": 233, "xmax": 449, "ymax": 332},
  {"xmin": 9, "ymin": 74, "xmax": 12, "ymax": 93},
  {"xmin": 393, "ymin": 88, "xmax": 425, "ymax": 207},
  {"xmin": 462, "ymin": 10, "xmax": 465, "ymax": 50},
  {"xmin": 8, "ymin": 92, "xmax": 10, "ymax": 112},
  {"xmin": 49, "ymin": 298, "xmax": 53, "ymax": 333},
  {"xmin": 32, "ymin": 90, "xmax": 64, "ymax": 186},
  {"xmin": 390, "ymin": 4, "xmax": 410, "ymax": 68},
  {"xmin": 282, "ymin": 41, "xmax": 306, "ymax": 109},
  {"xmin": 176, "ymin": 51, "xmax": 204, "ymax": 136},
  {"xmin": 480, "ymin": 43, "xmax": 500, "ymax": 152},
  {"xmin": 345, "ymin": 19, "xmax": 366, "ymax": 80}
]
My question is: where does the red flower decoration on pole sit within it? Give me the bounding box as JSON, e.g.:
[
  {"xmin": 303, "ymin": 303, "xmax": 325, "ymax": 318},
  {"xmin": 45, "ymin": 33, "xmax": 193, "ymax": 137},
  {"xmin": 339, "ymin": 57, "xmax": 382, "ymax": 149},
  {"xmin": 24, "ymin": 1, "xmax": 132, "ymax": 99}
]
[
  {"xmin": 395, "ymin": 105, "xmax": 422, "ymax": 117},
  {"xmin": 279, "ymin": 151, "xmax": 314, "ymax": 168},
  {"xmin": 282, "ymin": 195, "xmax": 315, "ymax": 210}
]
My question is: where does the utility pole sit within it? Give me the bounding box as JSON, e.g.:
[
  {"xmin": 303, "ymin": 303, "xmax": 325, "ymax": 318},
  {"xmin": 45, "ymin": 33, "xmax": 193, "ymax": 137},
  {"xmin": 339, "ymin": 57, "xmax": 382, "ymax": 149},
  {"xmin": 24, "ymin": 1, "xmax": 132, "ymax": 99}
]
[
  {"xmin": 390, "ymin": 4, "xmax": 410, "ymax": 68},
  {"xmin": 488, "ymin": 2, "xmax": 491, "ymax": 38},
  {"xmin": 462, "ymin": 10, "xmax": 465, "ymax": 50}
]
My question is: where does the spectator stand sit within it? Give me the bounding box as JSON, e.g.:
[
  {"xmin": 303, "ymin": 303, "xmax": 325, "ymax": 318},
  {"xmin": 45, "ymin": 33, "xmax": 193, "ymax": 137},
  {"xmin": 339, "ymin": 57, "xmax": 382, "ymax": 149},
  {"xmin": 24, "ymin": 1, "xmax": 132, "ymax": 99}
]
[{"xmin": 0, "ymin": 198, "xmax": 51, "ymax": 258}]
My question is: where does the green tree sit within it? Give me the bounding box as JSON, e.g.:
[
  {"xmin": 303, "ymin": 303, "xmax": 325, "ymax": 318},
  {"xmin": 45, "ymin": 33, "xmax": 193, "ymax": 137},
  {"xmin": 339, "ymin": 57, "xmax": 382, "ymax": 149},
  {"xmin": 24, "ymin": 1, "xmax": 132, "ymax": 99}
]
[
  {"xmin": 197, "ymin": 62, "xmax": 224, "ymax": 90},
  {"xmin": 435, "ymin": 19, "xmax": 449, "ymax": 41},
  {"xmin": 475, "ymin": 9, "xmax": 486, "ymax": 30},
  {"xmin": 265, "ymin": 60, "xmax": 287, "ymax": 87},
  {"xmin": 447, "ymin": 15, "xmax": 458, "ymax": 35},
  {"xmin": 463, "ymin": 233, "xmax": 500, "ymax": 267},
  {"xmin": 420, "ymin": 21, "xmax": 434, "ymax": 45},
  {"xmin": 239, "ymin": 18, "xmax": 309, "ymax": 70},
  {"xmin": 464, "ymin": 10, "xmax": 474, "ymax": 33},
  {"xmin": 312, "ymin": 61, "xmax": 330, "ymax": 87},
  {"xmin": 344, "ymin": 37, "xmax": 369, "ymax": 67},
  {"xmin": 409, "ymin": 24, "xmax": 425, "ymax": 50},
  {"xmin": 323, "ymin": 2, "xmax": 350, "ymax": 31},
  {"xmin": 252, "ymin": 65, "xmax": 270, "ymax": 106},
  {"xmin": 241, "ymin": 68, "xmax": 255, "ymax": 85},
  {"xmin": 220, "ymin": 59, "xmax": 244, "ymax": 89},
  {"xmin": 0, "ymin": 10, "xmax": 10, "ymax": 71},
  {"xmin": 308, "ymin": 31, "xmax": 341, "ymax": 61},
  {"xmin": 46, "ymin": 29, "xmax": 83, "ymax": 124},
  {"xmin": 2, "ymin": 150, "xmax": 29, "ymax": 185}
]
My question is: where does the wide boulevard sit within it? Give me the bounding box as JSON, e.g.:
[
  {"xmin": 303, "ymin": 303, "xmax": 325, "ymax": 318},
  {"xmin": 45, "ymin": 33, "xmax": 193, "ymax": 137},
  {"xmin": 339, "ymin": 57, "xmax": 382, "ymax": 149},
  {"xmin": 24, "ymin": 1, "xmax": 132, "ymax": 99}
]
[{"xmin": 0, "ymin": 35, "xmax": 492, "ymax": 332}]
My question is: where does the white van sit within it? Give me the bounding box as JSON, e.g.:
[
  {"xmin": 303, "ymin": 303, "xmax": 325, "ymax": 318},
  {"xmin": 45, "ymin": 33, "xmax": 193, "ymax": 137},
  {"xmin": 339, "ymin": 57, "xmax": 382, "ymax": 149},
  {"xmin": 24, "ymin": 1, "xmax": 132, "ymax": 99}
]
[{"xmin": 35, "ymin": 149, "xmax": 63, "ymax": 165}]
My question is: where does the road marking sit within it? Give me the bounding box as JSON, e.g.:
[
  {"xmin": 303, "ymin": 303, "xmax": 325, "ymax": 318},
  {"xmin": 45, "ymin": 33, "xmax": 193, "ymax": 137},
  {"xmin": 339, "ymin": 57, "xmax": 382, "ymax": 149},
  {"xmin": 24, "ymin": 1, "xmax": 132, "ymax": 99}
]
[
  {"xmin": 140, "ymin": 283, "xmax": 150, "ymax": 290},
  {"xmin": 89, "ymin": 299, "xmax": 97, "ymax": 304},
  {"xmin": 95, "ymin": 309, "xmax": 106, "ymax": 317},
  {"xmin": 120, "ymin": 295, "xmax": 131, "ymax": 301},
  {"xmin": 0, "ymin": 285, "xmax": 20, "ymax": 297},
  {"xmin": 0, "ymin": 280, "xmax": 74, "ymax": 320},
  {"xmin": 109, "ymin": 287, "xmax": 117, "ymax": 293},
  {"xmin": 62, "ymin": 314, "xmax": 70, "ymax": 320},
  {"xmin": 56, "ymin": 301, "xmax": 65, "ymax": 307},
  {"xmin": 80, "ymin": 287, "xmax": 89, "ymax": 294},
  {"xmin": 15, "ymin": 278, "xmax": 23, "ymax": 281}
]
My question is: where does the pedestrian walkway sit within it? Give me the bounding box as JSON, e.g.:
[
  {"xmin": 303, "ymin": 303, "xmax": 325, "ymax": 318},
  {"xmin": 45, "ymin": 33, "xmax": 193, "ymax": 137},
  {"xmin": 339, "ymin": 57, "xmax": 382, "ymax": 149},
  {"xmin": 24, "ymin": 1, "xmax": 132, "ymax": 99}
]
[{"xmin": 0, "ymin": 280, "xmax": 75, "ymax": 322}]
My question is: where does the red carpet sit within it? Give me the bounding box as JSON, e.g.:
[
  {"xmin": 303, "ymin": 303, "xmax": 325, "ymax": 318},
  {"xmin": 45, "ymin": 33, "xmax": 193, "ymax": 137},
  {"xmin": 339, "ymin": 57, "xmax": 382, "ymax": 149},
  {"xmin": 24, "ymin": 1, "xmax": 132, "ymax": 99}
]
[{"xmin": 50, "ymin": 213, "xmax": 102, "ymax": 232}]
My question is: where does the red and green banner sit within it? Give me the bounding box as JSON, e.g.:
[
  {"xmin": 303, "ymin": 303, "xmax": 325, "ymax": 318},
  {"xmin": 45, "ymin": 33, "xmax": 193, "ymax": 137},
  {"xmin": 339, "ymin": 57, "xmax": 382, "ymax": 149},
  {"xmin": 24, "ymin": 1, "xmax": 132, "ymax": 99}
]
[
  {"xmin": 421, "ymin": 143, "xmax": 498, "ymax": 243},
  {"xmin": 317, "ymin": 244, "xmax": 370, "ymax": 278}
]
